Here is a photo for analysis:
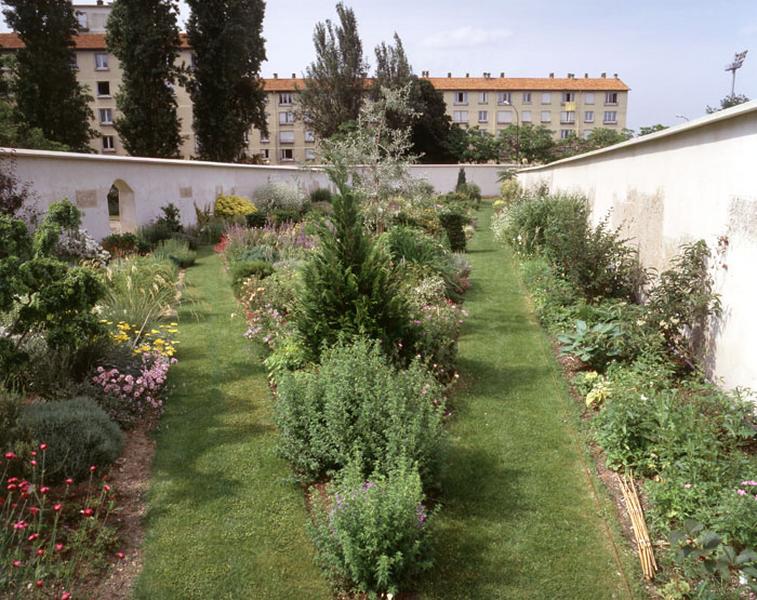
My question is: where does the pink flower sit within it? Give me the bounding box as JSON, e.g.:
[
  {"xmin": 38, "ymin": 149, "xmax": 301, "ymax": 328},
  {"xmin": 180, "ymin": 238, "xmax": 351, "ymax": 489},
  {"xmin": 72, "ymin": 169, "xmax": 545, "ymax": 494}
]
[
  {"xmin": 4, "ymin": 452, "xmax": 16, "ymax": 460},
  {"xmin": 737, "ymin": 489, "xmax": 747, "ymax": 496},
  {"xmin": 52, "ymin": 503, "xmax": 63, "ymax": 512},
  {"xmin": 80, "ymin": 507, "xmax": 94, "ymax": 517},
  {"xmin": 55, "ymin": 543, "xmax": 64, "ymax": 552},
  {"xmin": 13, "ymin": 520, "xmax": 28, "ymax": 530},
  {"xmin": 39, "ymin": 443, "xmax": 48, "ymax": 451},
  {"xmin": 65, "ymin": 478, "xmax": 74, "ymax": 486},
  {"xmin": 12, "ymin": 560, "xmax": 21, "ymax": 568}
]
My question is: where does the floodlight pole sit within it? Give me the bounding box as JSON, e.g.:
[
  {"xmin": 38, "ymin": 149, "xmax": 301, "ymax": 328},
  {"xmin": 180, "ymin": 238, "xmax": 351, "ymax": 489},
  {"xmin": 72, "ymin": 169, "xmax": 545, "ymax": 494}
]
[{"xmin": 725, "ymin": 50, "xmax": 748, "ymax": 96}]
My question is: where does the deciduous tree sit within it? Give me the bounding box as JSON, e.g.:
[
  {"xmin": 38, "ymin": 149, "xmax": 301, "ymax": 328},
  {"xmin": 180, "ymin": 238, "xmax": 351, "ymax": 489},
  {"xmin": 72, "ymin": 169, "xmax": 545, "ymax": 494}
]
[
  {"xmin": 186, "ymin": 0, "xmax": 267, "ymax": 162},
  {"xmin": 3, "ymin": 0, "xmax": 94, "ymax": 150},
  {"xmin": 106, "ymin": 0, "xmax": 183, "ymax": 158},
  {"xmin": 298, "ymin": 3, "xmax": 368, "ymax": 139}
]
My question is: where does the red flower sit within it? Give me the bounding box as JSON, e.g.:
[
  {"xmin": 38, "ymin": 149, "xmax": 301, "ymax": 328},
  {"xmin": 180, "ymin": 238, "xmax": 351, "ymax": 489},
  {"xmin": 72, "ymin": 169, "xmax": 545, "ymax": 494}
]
[
  {"xmin": 36, "ymin": 548, "xmax": 45, "ymax": 557},
  {"xmin": 39, "ymin": 486, "xmax": 50, "ymax": 495},
  {"xmin": 13, "ymin": 520, "xmax": 28, "ymax": 530},
  {"xmin": 7, "ymin": 477, "xmax": 18, "ymax": 484},
  {"xmin": 116, "ymin": 551, "xmax": 125, "ymax": 560},
  {"xmin": 55, "ymin": 543, "xmax": 64, "ymax": 552},
  {"xmin": 52, "ymin": 503, "xmax": 63, "ymax": 512},
  {"xmin": 28, "ymin": 506, "xmax": 40, "ymax": 516},
  {"xmin": 61, "ymin": 592, "xmax": 72, "ymax": 600},
  {"xmin": 6, "ymin": 483, "xmax": 17, "ymax": 491},
  {"xmin": 103, "ymin": 484, "xmax": 111, "ymax": 493},
  {"xmin": 27, "ymin": 533, "xmax": 39, "ymax": 541},
  {"xmin": 65, "ymin": 478, "xmax": 74, "ymax": 486},
  {"xmin": 39, "ymin": 443, "xmax": 48, "ymax": 451},
  {"xmin": 30, "ymin": 451, "xmax": 37, "ymax": 457},
  {"xmin": 80, "ymin": 507, "xmax": 94, "ymax": 517},
  {"xmin": 12, "ymin": 560, "xmax": 21, "ymax": 568},
  {"xmin": 89, "ymin": 465, "xmax": 97, "ymax": 473},
  {"xmin": 30, "ymin": 460, "xmax": 38, "ymax": 467},
  {"xmin": 4, "ymin": 452, "xmax": 16, "ymax": 460},
  {"xmin": 35, "ymin": 580, "xmax": 44, "ymax": 588}
]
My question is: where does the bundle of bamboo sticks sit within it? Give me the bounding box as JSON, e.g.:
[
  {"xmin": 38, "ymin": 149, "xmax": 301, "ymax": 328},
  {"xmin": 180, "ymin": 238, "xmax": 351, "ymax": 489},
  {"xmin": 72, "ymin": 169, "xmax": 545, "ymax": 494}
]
[{"xmin": 619, "ymin": 472, "xmax": 658, "ymax": 580}]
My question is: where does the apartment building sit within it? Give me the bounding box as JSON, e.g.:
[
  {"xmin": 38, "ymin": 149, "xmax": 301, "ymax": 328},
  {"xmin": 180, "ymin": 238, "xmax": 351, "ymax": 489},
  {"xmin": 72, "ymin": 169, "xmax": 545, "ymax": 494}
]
[{"xmin": 0, "ymin": 3, "xmax": 629, "ymax": 164}]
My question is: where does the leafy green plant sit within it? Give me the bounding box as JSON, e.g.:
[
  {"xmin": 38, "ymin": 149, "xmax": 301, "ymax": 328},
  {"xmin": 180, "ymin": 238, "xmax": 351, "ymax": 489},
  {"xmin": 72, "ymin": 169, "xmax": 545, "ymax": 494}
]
[
  {"xmin": 214, "ymin": 194, "xmax": 257, "ymax": 219},
  {"xmin": 713, "ymin": 483, "xmax": 757, "ymax": 550},
  {"xmin": 309, "ymin": 460, "xmax": 434, "ymax": 599},
  {"xmin": 647, "ymin": 240, "xmax": 721, "ymax": 370},
  {"xmin": 309, "ymin": 187, "xmax": 333, "ymax": 204},
  {"xmin": 439, "ymin": 209, "xmax": 468, "ymax": 252},
  {"xmin": 100, "ymin": 232, "xmax": 150, "ymax": 258},
  {"xmin": 274, "ymin": 338, "xmax": 445, "ymax": 485},
  {"xmin": 229, "ymin": 260, "xmax": 273, "ymax": 297},
  {"xmin": 254, "ymin": 182, "xmax": 308, "ymax": 216},
  {"xmin": 558, "ymin": 319, "xmax": 623, "ymax": 369},
  {"xmin": 19, "ymin": 397, "xmax": 123, "ymax": 482}
]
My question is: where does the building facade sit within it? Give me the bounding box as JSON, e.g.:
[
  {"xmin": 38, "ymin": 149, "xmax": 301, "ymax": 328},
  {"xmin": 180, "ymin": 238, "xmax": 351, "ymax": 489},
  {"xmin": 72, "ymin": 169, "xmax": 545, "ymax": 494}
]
[{"xmin": 0, "ymin": 3, "xmax": 630, "ymax": 164}]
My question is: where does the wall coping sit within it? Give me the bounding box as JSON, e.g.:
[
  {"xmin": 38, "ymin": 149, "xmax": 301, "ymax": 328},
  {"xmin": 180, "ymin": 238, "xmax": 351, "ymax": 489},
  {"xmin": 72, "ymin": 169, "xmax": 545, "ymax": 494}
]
[
  {"xmin": 0, "ymin": 147, "xmax": 513, "ymax": 171},
  {"xmin": 518, "ymin": 99, "xmax": 757, "ymax": 173}
]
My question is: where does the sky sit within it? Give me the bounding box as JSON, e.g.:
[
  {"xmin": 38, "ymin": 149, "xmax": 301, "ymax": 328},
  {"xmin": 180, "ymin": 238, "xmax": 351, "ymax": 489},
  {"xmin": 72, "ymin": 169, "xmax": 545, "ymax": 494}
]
[{"xmin": 9, "ymin": 1, "xmax": 757, "ymax": 131}]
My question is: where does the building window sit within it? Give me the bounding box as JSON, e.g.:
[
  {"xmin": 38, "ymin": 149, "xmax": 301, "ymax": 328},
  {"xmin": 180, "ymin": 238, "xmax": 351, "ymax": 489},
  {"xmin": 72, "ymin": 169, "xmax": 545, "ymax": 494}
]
[
  {"xmin": 279, "ymin": 93, "xmax": 294, "ymax": 105},
  {"xmin": 541, "ymin": 92, "xmax": 551, "ymax": 104},
  {"xmin": 562, "ymin": 92, "xmax": 575, "ymax": 104},
  {"xmin": 584, "ymin": 111, "xmax": 594, "ymax": 123},
  {"xmin": 97, "ymin": 81, "xmax": 111, "ymax": 97},
  {"xmin": 260, "ymin": 133, "xmax": 270, "ymax": 144},
  {"xmin": 496, "ymin": 111, "xmax": 513, "ymax": 124},
  {"xmin": 452, "ymin": 110, "xmax": 469, "ymax": 123},
  {"xmin": 496, "ymin": 92, "xmax": 512, "ymax": 105},
  {"xmin": 522, "ymin": 110, "xmax": 532, "ymax": 122},
  {"xmin": 95, "ymin": 53, "xmax": 109, "ymax": 71},
  {"xmin": 454, "ymin": 91, "xmax": 468, "ymax": 105},
  {"xmin": 478, "ymin": 110, "xmax": 488, "ymax": 123},
  {"xmin": 560, "ymin": 111, "xmax": 575, "ymax": 124},
  {"xmin": 77, "ymin": 12, "xmax": 88, "ymax": 30},
  {"xmin": 260, "ymin": 148, "xmax": 270, "ymax": 160},
  {"xmin": 522, "ymin": 92, "xmax": 532, "ymax": 104},
  {"xmin": 279, "ymin": 148, "xmax": 294, "ymax": 161},
  {"xmin": 305, "ymin": 148, "xmax": 316, "ymax": 161},
  {"xmin": 560, "ymin": 129, "xmax": 574, "ymax": 139},
  {"xmin": 603, "ymin": 111, "xmax": 617, "ymax": 124},
  {"xmin": 540, "ymin": 111, "xmax": 551, "ymax": 123},
  {"xmin": 102, "ymin": 135, "xmax": 115, "ymax": 152},
  {"xmin": 584, "ymin": 93, "xmax": 594, "ymax": 105},
  {"xmin": 605, "ymin": 92, "xmax": 618, "ymax": 105},
  {"xmin": 99, "ymin": 108, "xmax": 113, "ymax": 125},
  {"xmin": 304, "ymin": 130, "xmax": 315, "ymax": 143},
  {"xmin": 478, "ymin": 92, "xmax": 488, "ymax": 104},
  {"xmin": 279, "ymin": 111, "xmax": 295, "ymax": 125},
  {"xmin": 279, "ymin": 131, "xmax": 295, "ymax": 144}
]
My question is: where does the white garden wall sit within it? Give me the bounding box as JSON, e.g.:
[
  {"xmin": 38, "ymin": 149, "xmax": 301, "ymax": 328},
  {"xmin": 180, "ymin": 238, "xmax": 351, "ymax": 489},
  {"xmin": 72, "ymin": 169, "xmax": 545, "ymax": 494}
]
[
  {"xmin": 1, "ymin": 149, "xmax": 506, "ymax": 240},
  {"xmin": 517, "ymin": 101, "xmax": 757, "ymax": 391}
]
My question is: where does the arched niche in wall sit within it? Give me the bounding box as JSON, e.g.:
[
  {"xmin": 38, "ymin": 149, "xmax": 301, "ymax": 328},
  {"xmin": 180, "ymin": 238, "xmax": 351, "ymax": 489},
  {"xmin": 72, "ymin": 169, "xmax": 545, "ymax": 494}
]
[{"xmin": 107, "ymin": 179, "xmax": 137, "ymax": 233}]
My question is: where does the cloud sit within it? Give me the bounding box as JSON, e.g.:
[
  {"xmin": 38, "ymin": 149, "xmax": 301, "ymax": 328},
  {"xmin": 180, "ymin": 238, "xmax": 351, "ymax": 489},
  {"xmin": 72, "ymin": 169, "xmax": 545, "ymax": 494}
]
[{"xmin": 420, "ymin": 26, "xmax": 513, "ymax": 49}]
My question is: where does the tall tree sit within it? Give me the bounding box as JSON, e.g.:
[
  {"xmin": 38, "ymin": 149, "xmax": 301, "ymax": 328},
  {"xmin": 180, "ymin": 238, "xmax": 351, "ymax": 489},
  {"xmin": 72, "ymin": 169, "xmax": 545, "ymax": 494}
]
[
  {"xmin": 497, "ymin": 123, "xmax": 555, "ymax": 164},
  {"xmin": 638, "ymin": 124, "xmax": 667, "ymax": 136},
  {"xmin": 372, "ymin": 32, "xmax": 412, "ymax": 100},
  {"xmin": 298, "ymin": 3, "xmax": 368, "ymax": 139},
  {"xmin": 186, "ymin": 0, "xmax": 267, "ymax": 162},
  {"xmin": 106, "ymin": 0, "xmax": 183, "ymax": 158},
  {"xmin": 3, "ymin": 0, "xmax": 94, "ymax": 151}
]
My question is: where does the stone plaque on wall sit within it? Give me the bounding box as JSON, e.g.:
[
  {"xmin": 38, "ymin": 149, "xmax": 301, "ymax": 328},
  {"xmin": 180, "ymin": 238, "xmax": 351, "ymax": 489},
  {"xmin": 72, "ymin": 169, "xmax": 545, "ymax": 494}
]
[
  {"xmin": 179, "ymin": 186, "xmax": 193, "ymax": 198},
  {"xmin": 75, "ymin": 189, "xmax": 98, "ymax": 208}
]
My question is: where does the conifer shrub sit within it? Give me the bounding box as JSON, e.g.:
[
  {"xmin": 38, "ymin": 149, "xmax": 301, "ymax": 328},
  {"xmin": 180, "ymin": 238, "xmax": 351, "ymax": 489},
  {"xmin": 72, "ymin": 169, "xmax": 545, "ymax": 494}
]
[
  {"xmin": 439, "ymin": 209, "xmax": 468, "ymax": 252},
  {"xmin": 295, "ymin": 186, "xmax": 414, "ymax": 361},
  {"xmin": 214, "ymin": 194, "xmax": 257, "ymax": 219},
  {"xmin": 274, "ymin": 338, "xmax": 445, "ymax": 485}
]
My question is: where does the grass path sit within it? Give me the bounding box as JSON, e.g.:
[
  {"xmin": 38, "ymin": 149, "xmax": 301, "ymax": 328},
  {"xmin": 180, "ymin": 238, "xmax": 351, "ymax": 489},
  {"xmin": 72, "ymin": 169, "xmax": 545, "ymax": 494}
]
[
  {"xmin": 134, "ymin": 250, "xmax": 329, "ymax": 599},
  {"xmin": 418, "ymin": 206, "xmax": 640, "ymax": 599}
]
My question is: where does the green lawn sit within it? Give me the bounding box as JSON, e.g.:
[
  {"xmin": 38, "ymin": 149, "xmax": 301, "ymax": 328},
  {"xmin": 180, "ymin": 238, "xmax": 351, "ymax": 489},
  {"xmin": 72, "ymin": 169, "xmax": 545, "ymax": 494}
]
[
  {"xmin": 134, "ymin": 250, "xmax": 329, "ymax": 599},
  {"xmin": 418, "ymin": 205, "xmax": 640, "ymax": 599}
]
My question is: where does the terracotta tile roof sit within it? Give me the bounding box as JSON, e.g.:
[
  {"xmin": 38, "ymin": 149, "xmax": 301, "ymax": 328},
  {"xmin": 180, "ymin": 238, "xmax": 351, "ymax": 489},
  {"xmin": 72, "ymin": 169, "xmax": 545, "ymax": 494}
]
[
  {"xmin": 261, "ymin": 76, "xmax": 628, "ymax": 93},
  {"xmin": 0, "ymin": 32, "xmax": 191, "ymax": 51},
  {"xmin": 0, "ymin": 32, "xmax": 628, "ymax": 92}
]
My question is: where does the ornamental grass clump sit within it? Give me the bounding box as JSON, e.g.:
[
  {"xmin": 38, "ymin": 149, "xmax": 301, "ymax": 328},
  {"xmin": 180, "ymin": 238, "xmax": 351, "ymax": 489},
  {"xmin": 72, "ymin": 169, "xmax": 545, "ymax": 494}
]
[
  {"xmin": 274, "ymin": 337, "xmax": 445, "ymax": 486},
  {"xmin": 309, "ymin": 460, "xmax": 434, "ymax": 599}
]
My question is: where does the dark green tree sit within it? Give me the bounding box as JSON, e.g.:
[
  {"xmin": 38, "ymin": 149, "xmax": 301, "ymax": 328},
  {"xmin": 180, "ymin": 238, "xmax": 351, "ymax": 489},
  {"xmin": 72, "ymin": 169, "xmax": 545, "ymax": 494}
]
[
  {"xmin": 298, "ymin": 3, "xmax": 368, "ymax": 139},
  {"xmin": 498, "ymin": 123, "xmax": 555, "ymax": 164},
  {"xmin": 410, "ymin": 78, "xmax": 455, "ymax": 163},
  {"xmin": 106, "ymin": 0, "xmax": 183, "ymax": 158},
  {"xmin": 372, "ymin": 32, "xmax": 412, "ymax": 101},
  {"xmin": 186, "ymin": 0, "xmax": 268, "ymax": 162},
  {"xmin": 447, "ymin": 126, "xmax": 501, "ymax": 163},
  {"xmin": 705, "ymin": 93, "xmax": 750, "ymax": 114},
  {"xmin": 3, "ymin": 0, "xmax": 94, "ymax": 150},
  {"xmin": 295, "ymin": 181, "xmax": 413, "ymax": 362}
]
